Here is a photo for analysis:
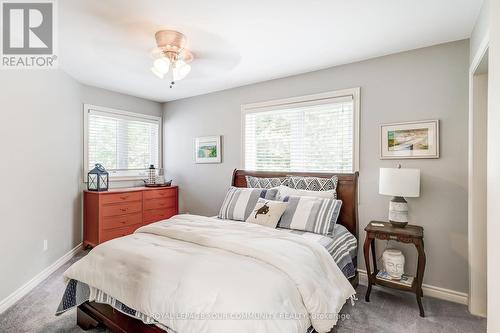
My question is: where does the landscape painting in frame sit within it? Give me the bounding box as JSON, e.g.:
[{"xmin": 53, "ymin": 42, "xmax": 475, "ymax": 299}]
[
  {"xmin": 380, "ymin": 120, "xmax": 439, "ymax": 159},
  {"xmin": 195, "ymin": 136, "xmax": 222, "ymax": 163}
]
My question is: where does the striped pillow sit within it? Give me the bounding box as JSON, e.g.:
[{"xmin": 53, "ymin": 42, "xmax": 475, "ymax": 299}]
[
  {"xmin": 218, "ymin": 187, "xmax": 278, "ymax": 221},
  {"xmin": 278, "ymin": 195, "xmax": 342, "ymax": 235}
]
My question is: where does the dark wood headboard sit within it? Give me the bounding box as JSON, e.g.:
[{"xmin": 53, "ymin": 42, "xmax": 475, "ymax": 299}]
[{"xmin": 231, "ymin": 169, "xmax": 359, "ymax": 239}]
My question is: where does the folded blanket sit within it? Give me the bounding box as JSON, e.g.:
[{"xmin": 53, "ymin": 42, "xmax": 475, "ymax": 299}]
[{"xmin": 63, "ymin": 214, "xmax": 355, "ymax": 333}]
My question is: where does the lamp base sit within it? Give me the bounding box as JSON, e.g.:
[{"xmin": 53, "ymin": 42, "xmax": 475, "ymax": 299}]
[
  {"xmin": 389, "ymin": 221, "xmax": 408, "ymax": 228},
  {"xmin": 388, "ymin": 196, "xmax": 408, "ymax": 228}
]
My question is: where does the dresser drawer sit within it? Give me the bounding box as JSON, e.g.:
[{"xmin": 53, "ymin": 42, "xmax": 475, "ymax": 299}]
[
  {"xmin": 143, "ymin": 188, "xmax": 176, "ymax": 200},
  {"xmin": 102, "ymin": 201, "xmax": 142, "ymax": 217},
  {"xmin": 102, "ymin": 212, "xmax": 142, "ymax": 230},
  {"xmin": 143, "ymin": 207, "xmax": 177, "ymax": 224},
  {"xmin": 100, "ymin": 223, "xmax": 142, "ymax": 243},
  {"xmin": 100, "ymin": 191, "xmax": 142, "ymax": 205},
  {"xmin": 143, "ymin": 197, "xmax": 176, "ymax": 210}
]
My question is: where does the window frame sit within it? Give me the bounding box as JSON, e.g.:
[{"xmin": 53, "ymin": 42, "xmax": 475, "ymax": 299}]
[
  {"xmin": 83, "ymin": 104, "xmax": 163, "ymax": 182},
  {"xmin": 240, "ymin": 88, "xmax": 360, "ymax": 173}
]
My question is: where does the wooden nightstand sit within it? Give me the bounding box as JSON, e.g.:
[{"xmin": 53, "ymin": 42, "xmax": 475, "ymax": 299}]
[{"xmin": 363, "ymin": 221, "xmax": 426, "ymax": 317}]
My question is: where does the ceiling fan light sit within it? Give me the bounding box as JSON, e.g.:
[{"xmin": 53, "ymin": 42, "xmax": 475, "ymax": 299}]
[
  {"xmin": 153, "ymin": 57, "xmax": 170, "ymax": 74},
  {"xmin": 173, "ymin": 61, "xmax": 191, "ymax": 81},
  {"xmin": 151, "ymin": 30, "xmax": 194, "ymax": 83},
  {"xmin": 180, "ymin": 63, "xmax": 191, "ymax": 78},
  {"xmin": 151, "ymin": 66, "xmax": 165, "ymax": 79}
]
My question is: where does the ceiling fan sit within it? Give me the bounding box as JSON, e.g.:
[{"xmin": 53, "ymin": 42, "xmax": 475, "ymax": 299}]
[{"xmin": 151, "ymin": 30, "xmax": 194, "ymax": 88}]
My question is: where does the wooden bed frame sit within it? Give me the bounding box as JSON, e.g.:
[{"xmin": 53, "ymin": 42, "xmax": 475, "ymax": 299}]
[
  {"xmin": 232, "ymin": 170, "xmax": 359, "ymax": 239},
  {"xmin": 77, "ymin": 169, "xmax": 359, "ymax": 332}
]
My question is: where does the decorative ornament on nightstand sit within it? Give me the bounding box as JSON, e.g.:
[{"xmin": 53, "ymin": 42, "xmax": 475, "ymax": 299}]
[
  {"xmin": 379, "ymin": 165, "xmax": 420, "ymax": 227},
  {"xmin": 382, "ymin": 249, "xmax": 405, "ymax": 280},
  {"xmin": 87, "ymin": 163, "xmax": 109, "ymax": 192}
]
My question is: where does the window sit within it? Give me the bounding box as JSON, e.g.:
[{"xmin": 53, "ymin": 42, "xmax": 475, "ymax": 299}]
[
  {"xmin": 84, "ymin": 104, "xmax": 161, "ymax": 180},
  {"xmin": 242, "ymin": 88, "xmax": 359, "ymax": 173}
]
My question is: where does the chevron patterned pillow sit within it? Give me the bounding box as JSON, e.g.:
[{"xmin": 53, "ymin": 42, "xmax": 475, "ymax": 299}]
[
  {"xmin": 245, "ymin": 176, "xmax": 289, "ymax": 189},
  {"xmin": 287, "ymin": 175, "xmax": 338, "ymax": 196}
]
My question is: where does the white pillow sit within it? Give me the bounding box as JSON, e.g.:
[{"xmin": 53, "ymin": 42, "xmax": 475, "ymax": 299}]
[
  {"xmin": 246, "ymin": 198, "xmax": 288, "ymax": 228},
  {"xmin": 276, "ymin": 185, "xmax": 337, "ymax": 200}
]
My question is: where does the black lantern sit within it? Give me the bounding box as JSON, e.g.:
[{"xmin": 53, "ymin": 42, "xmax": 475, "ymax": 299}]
[{"xmin": 87, "ymin": 163, "xmax": 109, "ymax": 191}]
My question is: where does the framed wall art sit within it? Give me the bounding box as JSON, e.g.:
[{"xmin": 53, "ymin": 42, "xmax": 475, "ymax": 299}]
[
  {"xmin": 195, "ymin": 135, "xmax": 222, "ymax": 163},
  {"xmin": 380, "ymin": 120, "xmax": 439, "ymax": 159}
]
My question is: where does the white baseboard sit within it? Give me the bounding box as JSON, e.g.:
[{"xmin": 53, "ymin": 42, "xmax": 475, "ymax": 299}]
[
  {"xmin": 358, "ymin": 269, "xmax": 468, "ymax": 305},
  {"xmin": 0, "ymin": 243, "xmax": 82, "ymax": 314}
]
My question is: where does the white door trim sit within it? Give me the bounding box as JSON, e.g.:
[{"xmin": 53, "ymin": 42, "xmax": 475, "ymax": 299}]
[{"xmin": 468, "ymin": 33, "xmax": 489, "ymax": 318}]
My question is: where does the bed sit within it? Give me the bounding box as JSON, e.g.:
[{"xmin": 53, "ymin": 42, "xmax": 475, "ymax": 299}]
[{"xmin": 60, "ymin": 170, "xmax": 359, "ymax": 333}]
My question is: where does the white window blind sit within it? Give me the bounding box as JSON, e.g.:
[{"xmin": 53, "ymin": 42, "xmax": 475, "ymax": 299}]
[
  {"xmin": 85, "ymin": 105, "xmax": 161, "ymax": 179},
  {"xmin": 243, "ymin": 91, "xmax": 358, "ymax": 173}
]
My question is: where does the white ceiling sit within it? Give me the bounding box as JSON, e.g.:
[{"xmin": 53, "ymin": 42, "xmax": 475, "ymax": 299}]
[{"xmin": 59, "ymin": 0, "xmax": 483, "ymax": 102}]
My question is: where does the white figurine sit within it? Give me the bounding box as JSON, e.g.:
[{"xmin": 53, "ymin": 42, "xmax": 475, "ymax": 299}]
[{"xmin": 382, "ymin": 249, "xmax": 405, "ymax": 280}]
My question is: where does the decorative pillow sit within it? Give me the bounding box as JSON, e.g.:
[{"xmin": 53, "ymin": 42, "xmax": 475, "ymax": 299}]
[
  {"xmin": 218, "ymin": 187, "xmax": 278, "ymax": 221},
  {"xmin": 245, "ymin": 198, "xmax": 288, "ymax": 228},
  {"xmin": 287, "ymin": 175, "xmax": 338, "ymax": 197},
  {"xmin": 245, "ymin": 176, "xmax": 289, "ymax": 189},
  {"xmin": 276, "ymin": 185, "xmax": 337, "ymax": 200},
  {"xmin": 278, "ymin": 195, "xmax": 342, "ymax": 235}
]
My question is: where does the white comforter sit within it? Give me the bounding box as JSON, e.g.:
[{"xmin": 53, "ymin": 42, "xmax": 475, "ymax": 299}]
[{"xmin": 64, "ymin": 214, "xmax": 355, "ymax": 333}]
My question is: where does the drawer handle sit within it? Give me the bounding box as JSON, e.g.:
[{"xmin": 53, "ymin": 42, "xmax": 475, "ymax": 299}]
[
  {"xmin": 120, "ymin": 196, "xmax": 129, "ymax": 200},
  {"xmin": 120, "ymin": 208, "xmax": 127, "ymax": 212}
]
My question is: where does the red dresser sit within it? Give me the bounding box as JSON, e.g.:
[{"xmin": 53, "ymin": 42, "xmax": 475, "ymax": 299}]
[{"xmin": 83, "ymin": 186, "xmax": 178, "ymax": 248}]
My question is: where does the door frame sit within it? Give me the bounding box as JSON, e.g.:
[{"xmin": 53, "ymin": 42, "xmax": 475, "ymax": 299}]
[{"xmin": 468, "ymin": 34, "xmax": 489, "ymax": 318}]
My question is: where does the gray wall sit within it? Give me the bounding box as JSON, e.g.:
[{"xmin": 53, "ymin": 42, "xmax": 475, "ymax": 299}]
[
  {"xmin": 0, "ymin": 70, "xmax": 161, "ymax": 304},
  {"xmin": 81, "ymin": 84, "xmax": 162, "ymax": 118},
  {"xmin": 163, "ymin": 40, "xmax": 470, "ymax": 293}
]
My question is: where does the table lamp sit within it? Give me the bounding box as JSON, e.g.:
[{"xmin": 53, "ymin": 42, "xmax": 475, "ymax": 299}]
[{"xmin": 379, "ymin": 166, "xmax": 420, "ymax": 227}]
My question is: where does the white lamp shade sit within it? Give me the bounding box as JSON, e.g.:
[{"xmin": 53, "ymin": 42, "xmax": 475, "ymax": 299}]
[{"xmin": 379, "ymin": 168, "xmax": 420, "ymax": 197}]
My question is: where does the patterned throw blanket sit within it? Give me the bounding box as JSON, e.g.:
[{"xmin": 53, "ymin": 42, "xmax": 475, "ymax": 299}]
[
  {"xmin": 56, "ymin": 279, "xmax": 340, "ymax": 333},
  {"xmin": 278, "ymin": 224, "xmax": 357, "ymax": 279}
]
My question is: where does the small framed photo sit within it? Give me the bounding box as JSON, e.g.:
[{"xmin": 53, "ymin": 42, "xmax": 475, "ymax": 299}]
[
  {"xmin": 195, "ymin": 136, "xmax": 222, "ymax": 164},
  {"xmin": 380, "ymin": 120, "xmax": 439, "ymax": 159}
]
